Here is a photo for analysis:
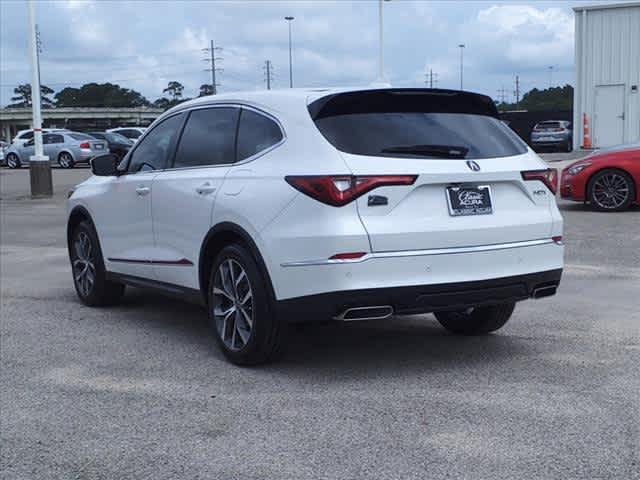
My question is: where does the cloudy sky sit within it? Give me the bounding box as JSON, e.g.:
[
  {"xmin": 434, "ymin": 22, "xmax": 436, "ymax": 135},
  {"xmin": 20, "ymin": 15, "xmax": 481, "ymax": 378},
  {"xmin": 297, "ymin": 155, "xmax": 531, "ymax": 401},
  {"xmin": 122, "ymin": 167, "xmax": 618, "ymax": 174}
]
[{"xmin": 0, "ymin": 0, "xmax": 612, "ymax": 107}]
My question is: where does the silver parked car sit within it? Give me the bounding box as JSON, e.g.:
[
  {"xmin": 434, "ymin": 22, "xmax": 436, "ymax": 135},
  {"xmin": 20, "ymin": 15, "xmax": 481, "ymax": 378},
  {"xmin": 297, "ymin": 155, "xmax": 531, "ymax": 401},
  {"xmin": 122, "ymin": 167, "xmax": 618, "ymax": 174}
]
[
  {"xmin": 4, "ymin": 132, "xmax": 108, "ymax": 169},
  {"xmin": 530, "ymin": 120, "xmax": 572, "ymax": 152}
]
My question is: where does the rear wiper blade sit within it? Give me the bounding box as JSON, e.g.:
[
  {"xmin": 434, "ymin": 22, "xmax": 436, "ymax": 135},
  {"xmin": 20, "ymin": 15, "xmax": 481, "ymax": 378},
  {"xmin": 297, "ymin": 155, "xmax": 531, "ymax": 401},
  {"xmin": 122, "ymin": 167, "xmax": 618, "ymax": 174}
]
[{"xmin": 381, "ymin": 144, "xmax": 469, "ymax": 158}]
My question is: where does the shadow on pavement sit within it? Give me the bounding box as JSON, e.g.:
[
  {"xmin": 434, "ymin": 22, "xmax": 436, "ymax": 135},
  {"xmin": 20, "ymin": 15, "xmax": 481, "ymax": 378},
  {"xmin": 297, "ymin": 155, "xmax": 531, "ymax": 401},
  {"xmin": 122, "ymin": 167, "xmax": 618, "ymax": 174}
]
[{"xmin": 113, "ymin": 287, "xmax": 534, "ymax": 375}]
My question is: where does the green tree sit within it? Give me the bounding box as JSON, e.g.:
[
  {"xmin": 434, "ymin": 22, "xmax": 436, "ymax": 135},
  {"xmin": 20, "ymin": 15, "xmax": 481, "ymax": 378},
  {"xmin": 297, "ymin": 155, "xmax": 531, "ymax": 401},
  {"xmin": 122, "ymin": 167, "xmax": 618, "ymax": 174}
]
[
  {"xmin": 498, "ymin": 84, "xmax": 573, "ymax": 112},
  {"xmin": 54, "ymin": 83, "xmax": 149, "ymax": 107},
  {"xmin": 163, "ymin": 81, "xmax": 184, "ymax": 101},
  {"xmin": 9, "ymin": 83, "xmax": 54, "ymax": 107},
  {"xmin": 152, "ymin": 95, "xmax": 191, "ymax": 111},
  {"xmin": 199, "ymin": 84, "xmax": 214, "ymax": 97}
]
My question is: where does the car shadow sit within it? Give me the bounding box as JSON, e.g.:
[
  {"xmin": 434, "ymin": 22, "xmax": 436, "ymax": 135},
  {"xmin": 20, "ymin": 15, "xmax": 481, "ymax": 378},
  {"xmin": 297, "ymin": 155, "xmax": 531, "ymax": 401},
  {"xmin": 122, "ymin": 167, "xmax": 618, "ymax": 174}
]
[{"xmin": 114, "ymin": 288, "xmax": 535, "ymax": 376}]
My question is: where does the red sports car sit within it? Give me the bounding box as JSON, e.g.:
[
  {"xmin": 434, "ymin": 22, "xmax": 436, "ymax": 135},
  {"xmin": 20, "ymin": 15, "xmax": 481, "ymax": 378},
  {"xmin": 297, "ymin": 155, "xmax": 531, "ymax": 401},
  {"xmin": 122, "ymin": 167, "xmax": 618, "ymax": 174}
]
[{"xmin": 561, "ymin": 143, "xmax": 640, "ymax": 211}]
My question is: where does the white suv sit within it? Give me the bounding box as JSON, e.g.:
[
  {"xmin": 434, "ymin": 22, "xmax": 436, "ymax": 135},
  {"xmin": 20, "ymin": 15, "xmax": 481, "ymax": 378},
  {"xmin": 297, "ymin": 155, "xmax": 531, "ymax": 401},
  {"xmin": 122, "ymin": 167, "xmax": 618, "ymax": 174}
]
[{"xmin": 67, "ymin": 88, "xmax": 564, "ymax": 364}]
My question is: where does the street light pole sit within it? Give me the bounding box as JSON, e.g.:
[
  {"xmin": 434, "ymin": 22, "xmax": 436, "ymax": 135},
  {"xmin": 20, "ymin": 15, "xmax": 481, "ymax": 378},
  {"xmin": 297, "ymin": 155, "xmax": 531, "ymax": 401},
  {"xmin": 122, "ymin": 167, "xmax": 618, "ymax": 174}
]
[
  {"xmin": 27, "ymin": 0, "xmax": 52, "ymax": 198},
  {"xmin": 285, "ymin": 16, "xmax": 294, "ymax": 88},
  {"xmin": 458, "ymin": 44, "xmax": 465, "ymax": 90}
]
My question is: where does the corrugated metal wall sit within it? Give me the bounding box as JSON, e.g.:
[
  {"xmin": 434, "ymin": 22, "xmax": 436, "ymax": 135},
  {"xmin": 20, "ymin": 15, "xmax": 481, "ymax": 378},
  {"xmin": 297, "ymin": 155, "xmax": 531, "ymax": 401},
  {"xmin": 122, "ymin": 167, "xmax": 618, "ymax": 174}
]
[{"xmin": 573, "ymin": 4, "xmax": 640, "ymax": 149}]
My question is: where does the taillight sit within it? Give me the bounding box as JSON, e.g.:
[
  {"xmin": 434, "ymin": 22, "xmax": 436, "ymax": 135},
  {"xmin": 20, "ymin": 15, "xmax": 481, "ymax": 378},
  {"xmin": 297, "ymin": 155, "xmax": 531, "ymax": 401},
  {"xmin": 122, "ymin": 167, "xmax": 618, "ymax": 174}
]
[
  {"xmin": 79, "ymin": 142, "xmax": 90, "ymax": 149},
  {"xmin": 285, "ymin": 175, "xmax": 417, "ymax": 207},
  {"xmin": 521, "ymin": 169, "xmax": 558, "ymax": 194}
]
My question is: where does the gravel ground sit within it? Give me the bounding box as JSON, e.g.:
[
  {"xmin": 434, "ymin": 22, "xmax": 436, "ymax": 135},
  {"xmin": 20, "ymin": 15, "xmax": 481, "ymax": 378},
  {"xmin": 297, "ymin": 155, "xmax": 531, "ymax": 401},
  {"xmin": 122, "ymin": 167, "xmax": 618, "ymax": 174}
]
[{"xmin": 1, "ymin": 158, "xmax": 638, "ymax": 480}]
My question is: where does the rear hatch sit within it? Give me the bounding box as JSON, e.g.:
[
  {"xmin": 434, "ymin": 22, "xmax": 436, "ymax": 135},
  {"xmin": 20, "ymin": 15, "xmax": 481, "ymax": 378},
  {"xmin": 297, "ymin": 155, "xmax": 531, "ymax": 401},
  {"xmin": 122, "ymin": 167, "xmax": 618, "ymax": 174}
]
[{"xmin": 308, "ymin": 89, "xmax": 556, "ymax": 252}]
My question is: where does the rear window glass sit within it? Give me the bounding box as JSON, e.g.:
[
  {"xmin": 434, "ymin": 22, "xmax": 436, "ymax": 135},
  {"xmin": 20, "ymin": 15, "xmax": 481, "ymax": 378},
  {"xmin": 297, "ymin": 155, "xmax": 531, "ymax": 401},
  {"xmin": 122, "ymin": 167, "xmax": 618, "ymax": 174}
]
[
  {"xmin": 69, "ymin": 133, "xmax": 94, "ymax": 140},
  {"xmin": 309, "ymin": 90, "xmax": 527, "ymax": 160}
]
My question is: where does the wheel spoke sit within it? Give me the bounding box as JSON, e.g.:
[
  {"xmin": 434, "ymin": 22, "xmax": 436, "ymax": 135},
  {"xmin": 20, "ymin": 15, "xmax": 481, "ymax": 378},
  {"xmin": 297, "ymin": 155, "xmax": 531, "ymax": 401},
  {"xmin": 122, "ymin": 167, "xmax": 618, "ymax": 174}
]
[
  {"xmin": 239, "ymin": 306, "xmax": 253, "ymax": 328},
  {"xmin": 213, "ymin": 286, "xmax": 234, "ymax": 301}
]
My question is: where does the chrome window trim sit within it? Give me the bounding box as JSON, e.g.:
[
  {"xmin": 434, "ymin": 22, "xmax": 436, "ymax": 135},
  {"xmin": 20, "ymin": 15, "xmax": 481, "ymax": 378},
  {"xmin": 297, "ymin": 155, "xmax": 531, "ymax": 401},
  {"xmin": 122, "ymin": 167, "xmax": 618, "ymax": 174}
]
[
  {"xmin": 280, "ymin": 238, "xmax": 557, "ymax": 267},
  {"xmin": 121, "ymin": 103, "xmax": 286, "ymax": 175}
]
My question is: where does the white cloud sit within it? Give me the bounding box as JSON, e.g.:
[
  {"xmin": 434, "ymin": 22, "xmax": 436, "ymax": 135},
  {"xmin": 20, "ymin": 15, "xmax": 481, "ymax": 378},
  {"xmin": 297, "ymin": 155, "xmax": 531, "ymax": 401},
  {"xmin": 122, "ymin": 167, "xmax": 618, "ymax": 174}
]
[{"xmin": 469, "ymin": 4, "xmax": 574, "ymax": 71}]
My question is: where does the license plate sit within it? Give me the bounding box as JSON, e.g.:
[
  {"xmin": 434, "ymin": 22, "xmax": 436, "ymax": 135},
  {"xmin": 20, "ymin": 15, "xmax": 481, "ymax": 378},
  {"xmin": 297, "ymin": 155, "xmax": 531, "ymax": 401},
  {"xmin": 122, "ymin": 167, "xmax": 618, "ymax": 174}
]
[
  {"xmin": 446, "ymin": 185, "xmax": 493, "ymax": 216},
  {"xmin": 539, "ymin": 136, "xmax": 554, "ymax": 141},
  {"xmin": 94, "ymin": 144, "xmax": 104, "ymax": 150}
]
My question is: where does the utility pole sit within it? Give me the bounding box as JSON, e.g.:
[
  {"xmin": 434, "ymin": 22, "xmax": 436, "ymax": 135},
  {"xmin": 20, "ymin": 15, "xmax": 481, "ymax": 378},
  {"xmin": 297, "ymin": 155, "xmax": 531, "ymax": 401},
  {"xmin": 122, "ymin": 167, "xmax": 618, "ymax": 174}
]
[
  {"xmin": 424, "ymin": 69, "xmax": 438, "ymax": 88},
  {"xmin": 514, "ymin": 75, "xmax": 520, "ymax": 108},
  {"xmin": 202, "ymin": 40, "xmax": 223, "ymax": 94},
  {"xmin": 458, "ymin": 44, "xmax": 465, "ymax": 90},
  {"xmin": 497, "ymin": 86, "xmax": 508, "ymax": 104},
  {"xmin": 264, "ymin": 60, "xmax": 274, "ymax": 90},
  {"xmin": 284, "ymin": 16, "xmax": 294, "ymax": 88},
  {"xmin": 26, "ymin": 0, "xmax": 51, "ymax": 198},
  {"xmin": 548, "ymin": 66, "xmax": 554, "ymax": 89}
]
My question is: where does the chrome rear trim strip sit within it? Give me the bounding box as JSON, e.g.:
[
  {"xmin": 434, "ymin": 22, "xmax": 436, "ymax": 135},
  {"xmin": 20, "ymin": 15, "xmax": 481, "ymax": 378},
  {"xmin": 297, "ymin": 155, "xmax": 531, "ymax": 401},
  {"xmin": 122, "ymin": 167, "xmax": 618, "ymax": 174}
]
[{"xmin": 281, "ymin": 238, "xmax": 556, "ymax": 267}]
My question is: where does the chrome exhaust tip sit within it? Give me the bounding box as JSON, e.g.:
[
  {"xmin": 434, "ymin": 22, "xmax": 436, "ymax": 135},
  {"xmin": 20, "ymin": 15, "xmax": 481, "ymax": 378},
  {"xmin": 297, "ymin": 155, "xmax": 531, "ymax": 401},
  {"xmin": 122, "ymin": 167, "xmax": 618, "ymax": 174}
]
[
  {"xmin": 532, "ymin": 285, "xmax": 557, "ymax": 299},
  {"xmin": 334, "ymin": 305, "xmax": 394, "ymax": 321}
]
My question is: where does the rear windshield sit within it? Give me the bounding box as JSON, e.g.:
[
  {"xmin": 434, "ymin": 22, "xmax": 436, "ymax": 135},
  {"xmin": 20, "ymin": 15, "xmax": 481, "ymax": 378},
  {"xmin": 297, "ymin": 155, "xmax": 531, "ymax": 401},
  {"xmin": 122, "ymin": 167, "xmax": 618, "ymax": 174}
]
[
  {"xmin": 309, "ymin": 90, "xmax": 528, "ymax": 160},
  {"xmin": 69, "ymin": 133, "xmax": 94, "ymax": 141}
]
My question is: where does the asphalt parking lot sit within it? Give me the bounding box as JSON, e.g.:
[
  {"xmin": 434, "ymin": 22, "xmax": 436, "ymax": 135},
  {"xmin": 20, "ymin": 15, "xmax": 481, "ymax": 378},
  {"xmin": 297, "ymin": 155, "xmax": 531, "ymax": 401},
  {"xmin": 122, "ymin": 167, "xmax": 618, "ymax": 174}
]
[{"xmin": 1, "ymin": 156, "xmax": 639, "ymax": 479}]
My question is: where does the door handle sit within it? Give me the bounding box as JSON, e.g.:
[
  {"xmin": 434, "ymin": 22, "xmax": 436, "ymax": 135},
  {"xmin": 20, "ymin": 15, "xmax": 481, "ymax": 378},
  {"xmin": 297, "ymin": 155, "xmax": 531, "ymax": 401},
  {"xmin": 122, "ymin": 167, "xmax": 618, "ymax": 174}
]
[
  {"xmin": 135, "ymin": 186, "xmax": 150, "ymax": 196},
  {"xmin": 196, "ymin": 183, "xmax": 216, "ymax": 195}
]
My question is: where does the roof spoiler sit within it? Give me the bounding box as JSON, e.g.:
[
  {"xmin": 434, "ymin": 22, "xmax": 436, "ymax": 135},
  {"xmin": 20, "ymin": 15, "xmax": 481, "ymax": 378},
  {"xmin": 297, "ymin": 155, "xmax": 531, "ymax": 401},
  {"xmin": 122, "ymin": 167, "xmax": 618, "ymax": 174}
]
[{"xmin": 308, "ymin": 88, "xmax": 499, "ymax": 120}]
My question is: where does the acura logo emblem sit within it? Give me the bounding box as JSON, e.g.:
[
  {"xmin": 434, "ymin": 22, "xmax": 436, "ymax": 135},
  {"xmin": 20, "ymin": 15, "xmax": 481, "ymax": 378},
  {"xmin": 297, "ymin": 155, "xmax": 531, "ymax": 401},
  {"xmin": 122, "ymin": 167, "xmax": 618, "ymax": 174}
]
[{"xmin": 466, "ymin": 160, "xmax": 481, "ymax": 172}]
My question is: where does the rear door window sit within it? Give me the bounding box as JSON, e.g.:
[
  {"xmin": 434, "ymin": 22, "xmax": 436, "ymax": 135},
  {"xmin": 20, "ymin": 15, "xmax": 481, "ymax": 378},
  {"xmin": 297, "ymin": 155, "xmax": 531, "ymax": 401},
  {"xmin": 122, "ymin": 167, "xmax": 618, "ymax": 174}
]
[
  {"xmin": 173, "ymin": 107, "xmax": 240, "ymax": 168},
  {"xmin": 236, "ymin": 109, "xmax": 283, "ymax": 161},
  {"xmin": 309, "ymin": 90, "xmax": 527, "ymax": 160}
]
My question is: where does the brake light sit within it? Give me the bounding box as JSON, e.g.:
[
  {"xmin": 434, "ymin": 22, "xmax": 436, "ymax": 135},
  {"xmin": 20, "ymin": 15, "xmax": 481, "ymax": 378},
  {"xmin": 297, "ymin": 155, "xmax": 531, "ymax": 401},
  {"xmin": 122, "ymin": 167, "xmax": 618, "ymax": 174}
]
[
  {"xmin": 79, "ymin": 142, "xmax": 90, "ymax": 149},
  {"xmin": 285, "ymin": 175, "xmax": 417, "ymax": 207},
  {"xmin": 521, "ymin": 169, "xmax": 558, "ymax": 194}
]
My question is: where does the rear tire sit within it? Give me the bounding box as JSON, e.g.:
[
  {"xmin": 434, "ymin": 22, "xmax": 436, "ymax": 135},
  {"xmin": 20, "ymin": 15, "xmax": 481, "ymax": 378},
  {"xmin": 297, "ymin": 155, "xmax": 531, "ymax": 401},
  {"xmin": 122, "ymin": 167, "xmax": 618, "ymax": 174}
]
[
  {"xmin": 208, "ymin": 244, "xmax": 286, "ymax": 365},
  {"xmin": 58, "ymin": 152, "xmax": 75, "ymax": 169},
  {"xmin": 435, "ymin": 302, "xmax": 515, "ymax": 335},
  {"xmin": 6, "ymin": 153, "xmax": 21, "ymax": 169},
  {"xmin": 70, "ymin": 221, "xmax": 125, "ymax": 306},
  {"xmin": 587, "ymin": 169, "xmax": 634, "ymax": 212}
]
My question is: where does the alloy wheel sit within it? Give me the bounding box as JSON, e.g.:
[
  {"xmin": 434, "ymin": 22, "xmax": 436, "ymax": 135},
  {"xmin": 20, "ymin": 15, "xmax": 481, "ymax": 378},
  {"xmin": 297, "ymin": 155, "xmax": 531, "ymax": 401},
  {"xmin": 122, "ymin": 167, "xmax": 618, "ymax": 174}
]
[
  {"xmin": 212, "ymin": 259, "xmax": 254, "ymax": 351},
  {"xmin": 73, "ymin": 231, "xmax": 96, "ymax": 298},
  {"xmin": 592, "ymin": 173, "xmax": 630, "ymax": 209},
  {"xmin": 59, "ymin": 153, "xmax": 73, "ymax": 168}
]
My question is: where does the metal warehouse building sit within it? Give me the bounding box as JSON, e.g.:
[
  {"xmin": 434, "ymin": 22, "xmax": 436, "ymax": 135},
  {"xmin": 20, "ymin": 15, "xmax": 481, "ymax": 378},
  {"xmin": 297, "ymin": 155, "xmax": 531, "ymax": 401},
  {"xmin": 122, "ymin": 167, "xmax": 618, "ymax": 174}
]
[{"xmin": 573, "ymin": 2, "xmax": 640, "ymax": 149}]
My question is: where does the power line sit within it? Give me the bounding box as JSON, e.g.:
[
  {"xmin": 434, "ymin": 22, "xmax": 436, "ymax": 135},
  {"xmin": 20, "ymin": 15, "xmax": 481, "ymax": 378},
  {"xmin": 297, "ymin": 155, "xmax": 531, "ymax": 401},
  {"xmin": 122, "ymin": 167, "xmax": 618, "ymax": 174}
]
[{"xmin": 202, "ymin": 40, "xmax": 223, "ymax": 95}]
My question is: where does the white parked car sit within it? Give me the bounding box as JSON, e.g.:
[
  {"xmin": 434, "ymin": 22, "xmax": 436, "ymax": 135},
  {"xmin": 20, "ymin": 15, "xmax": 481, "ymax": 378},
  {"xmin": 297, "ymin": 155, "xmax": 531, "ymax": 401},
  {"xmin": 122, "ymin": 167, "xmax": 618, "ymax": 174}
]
[
  {"xmin": 106, "ymin": 127, "xmax": 147, "ymax": 143},
  {"xmin": 67, "ymin": 88, "xmax": 564, "ymax": 364}
]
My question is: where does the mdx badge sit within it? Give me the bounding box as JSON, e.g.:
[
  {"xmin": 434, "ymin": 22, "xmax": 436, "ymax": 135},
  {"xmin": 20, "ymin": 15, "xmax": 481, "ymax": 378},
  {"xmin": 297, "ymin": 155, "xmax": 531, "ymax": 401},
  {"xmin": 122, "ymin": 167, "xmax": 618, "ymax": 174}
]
[{"xmin": 466, "ymin": 160, "xmax": 481, "ymax": 172}]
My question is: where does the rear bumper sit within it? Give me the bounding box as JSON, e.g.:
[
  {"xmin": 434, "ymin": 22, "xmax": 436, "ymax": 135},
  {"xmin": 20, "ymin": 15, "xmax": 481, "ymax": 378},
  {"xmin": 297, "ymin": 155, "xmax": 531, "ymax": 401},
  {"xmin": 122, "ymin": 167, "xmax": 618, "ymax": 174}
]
[{"xmin": 277, "ymin": 269, "xmax": 562, "ymax": 322}]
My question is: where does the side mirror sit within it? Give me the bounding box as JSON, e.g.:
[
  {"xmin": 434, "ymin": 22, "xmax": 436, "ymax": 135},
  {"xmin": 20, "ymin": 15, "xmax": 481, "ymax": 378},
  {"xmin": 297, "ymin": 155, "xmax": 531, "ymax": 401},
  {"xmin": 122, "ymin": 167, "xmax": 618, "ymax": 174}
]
[{"xmin": 91, "ymin": 153, "xmax": 120, "ymax": 176}]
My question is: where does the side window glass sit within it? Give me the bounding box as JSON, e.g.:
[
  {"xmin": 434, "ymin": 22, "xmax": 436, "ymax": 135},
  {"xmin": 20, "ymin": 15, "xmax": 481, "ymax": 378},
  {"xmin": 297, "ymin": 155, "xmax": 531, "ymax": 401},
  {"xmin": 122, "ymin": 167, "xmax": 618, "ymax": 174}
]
[
  {"xmin": 43, "ymin": 134, "xmax": 52, "ymax": 145},
  {"xmin": 25, "ymin": 139, "xmax": 35, "ymax": 147},
  {"xmin": 237, "ymin": 109, "xmax": 283, "ymax": 161},
  {"xmin": 23, "ymin": 132, "xmax": 34, "ymax": 140},
  {"xmin": 51, "ymin": 134, "xmax": 63, "ymax": 144},
  {"xmin": 127, "ymin": 114, "xmax": 183, "ymax": 173},
  {"xmin": 174, "ymin": 107, "xmax": 239, "ymax": 168}
]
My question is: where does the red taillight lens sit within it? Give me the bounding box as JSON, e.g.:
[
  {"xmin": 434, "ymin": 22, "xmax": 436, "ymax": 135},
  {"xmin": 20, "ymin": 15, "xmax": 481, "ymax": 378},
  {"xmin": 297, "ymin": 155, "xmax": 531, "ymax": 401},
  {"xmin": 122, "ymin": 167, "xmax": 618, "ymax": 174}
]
[
  {"xmin": 329, "ymin": 252, "xmax": 367, "ymax": 260},
  {"xmin": 79, "ymin": 142, "xmax": 90, "ymax": 149},
  {"xmin": 285, "ymin": 175, "xmax": 417, "ymax": 206},
  {"xmin": 521, "ymin": 168, "xmax": 558, "ymax": 194}
]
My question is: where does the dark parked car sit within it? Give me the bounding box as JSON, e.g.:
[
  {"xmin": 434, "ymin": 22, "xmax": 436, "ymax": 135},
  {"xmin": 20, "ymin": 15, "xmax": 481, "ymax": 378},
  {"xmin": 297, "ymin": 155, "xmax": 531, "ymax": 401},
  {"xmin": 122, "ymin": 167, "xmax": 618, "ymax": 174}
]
[{"xmin": 87, "ymin": 132, "xmax": 134, "ymax": 160}]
